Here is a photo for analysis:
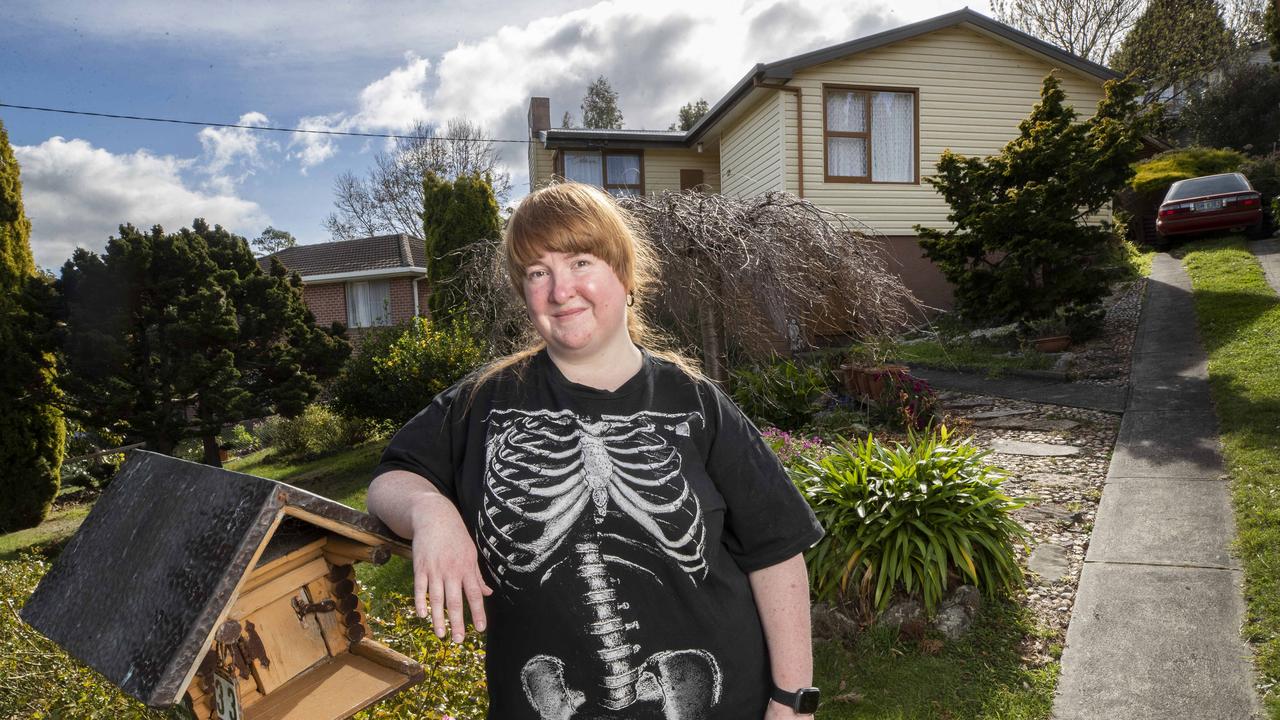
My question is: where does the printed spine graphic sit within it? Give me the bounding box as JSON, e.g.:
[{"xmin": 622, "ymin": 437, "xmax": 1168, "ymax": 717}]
[{"xmin": 576, "ymin": 535, "xmax": 639, "ymax": 709}]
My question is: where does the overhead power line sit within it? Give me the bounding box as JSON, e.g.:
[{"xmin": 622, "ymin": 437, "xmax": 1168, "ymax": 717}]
[{"xmin": 0, "ymin": 102, "xmax": 533, "ymax": 143}]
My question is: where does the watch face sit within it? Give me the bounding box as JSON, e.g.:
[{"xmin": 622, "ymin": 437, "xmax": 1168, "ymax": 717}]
[{"xmin": 796, "ymin": 688, "xmax": 820, "ymax": 714}]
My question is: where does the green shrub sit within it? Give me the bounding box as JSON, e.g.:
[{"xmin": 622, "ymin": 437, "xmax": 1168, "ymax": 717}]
[
  {"xmin": 333, "ymin": 316, "xmax": 488, "ymax": 427},
  {"xmin": 256, "ymin": 404, "xmax": 369, "ymax": 458},
  {"xmin": 355, "ymin": 590, "xmax": 488, "ymax": 719},
  {"xmin": 222, "ymin": 424, "xmax": 258, "ymax": 453},
  {"xmin": 790, "ymin": 427, "xmax": 1028, "ymax": 617},
  {"xmin": 1023, "ymin": 303, "xmax": 1106, "ymax": 343},
  {"xmin": 1239, "ymin": 152, "xmax": 1280, "ymax": 232},
  {"xmin": 730, "ymin": 359, "xmax": 828, "ymax": 431},
  {"xmin": 1129, "ymin": 147, "xmax": 1245, "ymax": 195}
]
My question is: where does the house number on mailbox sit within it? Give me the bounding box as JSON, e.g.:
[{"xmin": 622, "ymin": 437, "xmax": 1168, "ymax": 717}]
[{"xmin": 213, "ymin": 670, "xmax": 241, "ymax": 720}]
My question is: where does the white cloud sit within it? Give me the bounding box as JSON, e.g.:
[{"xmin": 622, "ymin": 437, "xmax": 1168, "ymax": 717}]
[
  {"xmin": 197, "ymin": 111, "xmax": 276, "ymax": 193},
  {"xmin": 14, "ymin": 137, "xmax": 269, "ymax": 271}
]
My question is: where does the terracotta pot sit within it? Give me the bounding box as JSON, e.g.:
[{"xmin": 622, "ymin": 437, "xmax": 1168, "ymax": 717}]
[
  {"xmin": 1033, "ymin": 335, "xmax": 1071, "ymax": 353},
  {"xmin": 840, "ymin": 363, "xmax": 910, "ymax": 399}
]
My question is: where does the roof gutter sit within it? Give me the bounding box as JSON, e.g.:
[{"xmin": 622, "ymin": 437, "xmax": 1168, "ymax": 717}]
[
  {"xmin": 752, "ymin": 78, "xmax": 804, "ymax": 198},
  {"xmin": 300, "ymin": 266, "xmax": 428, "ymax": 283}
]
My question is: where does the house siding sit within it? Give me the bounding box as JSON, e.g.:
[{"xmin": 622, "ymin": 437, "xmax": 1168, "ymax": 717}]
[
  {"xmin": 530, "ymin": 143, "xmax": 557, "ymax": 190},
  {"xmin": 642, "ymin": 148, "xmax": 721, "ymax": 193},
  {"xmin": 780, "ymin": 24, "xmax": 1108, "ymax": 233},
  {"xmin": 721, "ymin": 92, "xmax": 786, "ymax": 197}
]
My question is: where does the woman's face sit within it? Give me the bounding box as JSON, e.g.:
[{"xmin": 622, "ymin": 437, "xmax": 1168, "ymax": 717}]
[{"xmin": 522, "ymin": 249, "xmax": 630, "ymax": 359}]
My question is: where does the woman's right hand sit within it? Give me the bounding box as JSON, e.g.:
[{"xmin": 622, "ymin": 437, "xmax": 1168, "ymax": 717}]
[{"xmin": 409, "ymin": 492, "xmax": 494, "ymax": 643}]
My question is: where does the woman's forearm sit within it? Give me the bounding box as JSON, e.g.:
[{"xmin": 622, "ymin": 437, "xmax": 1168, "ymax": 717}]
[
  {"xmin": 367, "ymin": 469, "xmax": 447, "ymax": 539},
  {"xmin": 748, "ymin": 553, "xmax": 814, "ymax": 701}
]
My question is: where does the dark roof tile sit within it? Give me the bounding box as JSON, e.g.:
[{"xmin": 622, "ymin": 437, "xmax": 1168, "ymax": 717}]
[{"xmin": 258, "ymin": 233, "xmax": 426, "ymax": 277}]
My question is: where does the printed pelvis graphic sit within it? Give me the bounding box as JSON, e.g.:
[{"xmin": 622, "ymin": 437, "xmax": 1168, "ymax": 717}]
[{"xmin": 478, "ymin": 409, "xmax": 722, "ymax": 719}]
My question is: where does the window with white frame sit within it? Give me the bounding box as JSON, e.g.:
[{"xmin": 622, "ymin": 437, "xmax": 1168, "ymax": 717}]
[
  {"xmin": 346, "ymin": 280, "xmax": 392, "ymax": 328},
  {"xmin": 561, "ymin": 150, "xmax": 643, "ymax": 196},
  {"xmin": 823, "ymin": 86, "xmax": 917, "ymax": 183}
]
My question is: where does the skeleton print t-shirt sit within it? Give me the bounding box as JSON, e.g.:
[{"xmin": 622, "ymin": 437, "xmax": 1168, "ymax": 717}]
[{"xmin": 375, "ymin": 348, "xmax": 824, "ymax": 720}]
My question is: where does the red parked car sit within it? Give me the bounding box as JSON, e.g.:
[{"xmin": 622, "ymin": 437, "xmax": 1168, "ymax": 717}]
[{"xmin": 1156, "ymin": 172, "xmax": 1266, "ymax": 241}]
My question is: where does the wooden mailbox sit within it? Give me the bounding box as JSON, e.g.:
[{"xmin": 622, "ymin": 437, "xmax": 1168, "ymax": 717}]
[{"xmin": 21, "ymin": 451, "xmax": 422, "ymax": 720}]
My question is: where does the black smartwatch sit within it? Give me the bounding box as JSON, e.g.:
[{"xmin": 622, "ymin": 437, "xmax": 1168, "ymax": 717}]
[{"xmin": 770, "ymin": 684, "xmax": 820, "ymax": 714}]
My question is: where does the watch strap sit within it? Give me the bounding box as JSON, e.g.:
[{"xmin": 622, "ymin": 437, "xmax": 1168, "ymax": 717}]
[{"xmin": 770, "ymin": 684, "xmax": 820, "ymax": 713}]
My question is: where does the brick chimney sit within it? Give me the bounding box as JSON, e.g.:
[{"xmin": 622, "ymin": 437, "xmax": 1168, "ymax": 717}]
[{"xmin": 528, "ymin": 97, "xmax": 550, "ymax": 138}]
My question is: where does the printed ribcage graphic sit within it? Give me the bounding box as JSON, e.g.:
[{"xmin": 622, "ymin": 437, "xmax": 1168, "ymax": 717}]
[
  {"xmin": 478, "ymin": 409, "xmax": 718, "ymax": 715},
  {"xmin": 477, "ymin": 409, "xmax": 708, "ymax": 589}
]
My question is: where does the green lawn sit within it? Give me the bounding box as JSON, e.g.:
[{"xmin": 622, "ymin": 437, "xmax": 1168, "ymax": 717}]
[
  {"xmin": 1181, "ymin": 238, "xmax": 1280, "ymax": 717},
  {"xmin": 0, "ymin": 504, "xmax": 91, "ymax": 560},
  {"xmin": 884, "ymin": 338, "xmax": 1055, "ymax": 376}
]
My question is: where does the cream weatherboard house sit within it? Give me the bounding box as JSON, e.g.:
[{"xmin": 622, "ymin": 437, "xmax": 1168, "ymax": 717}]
[{"xmin": 525, "ymin": 8, "xmax": 1120, "ymax": 310}]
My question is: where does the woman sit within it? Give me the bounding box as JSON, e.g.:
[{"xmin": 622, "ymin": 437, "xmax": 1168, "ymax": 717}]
[{"xmin": 368, "ymin": 183, "xmax": 824, "ymax": 719}]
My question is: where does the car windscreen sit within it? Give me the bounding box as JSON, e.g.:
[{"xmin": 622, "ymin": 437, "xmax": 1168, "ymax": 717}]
[{"xmin": 1166, "ymin": 175, "xmax": 1250, "ymax": 201}]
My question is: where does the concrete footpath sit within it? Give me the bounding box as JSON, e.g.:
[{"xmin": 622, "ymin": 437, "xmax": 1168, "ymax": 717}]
[
  {"xmin": 1251, "ymin": 238, "xmax": 1280, "ymax": 294},
  {"xmin": 1052, "ymin": 254, "xmax": 1261, "ymax": 719}
]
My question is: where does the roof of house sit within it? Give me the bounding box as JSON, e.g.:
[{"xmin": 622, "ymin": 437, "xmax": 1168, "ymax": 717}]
[
  {"xmin": 259, "ymin": 233, "xmax": 427, "ymax": 279},
  {"xmin": 543, "ymin": 8, "xmax": 1120, "ymax": 150},
  {"xmin": 20, "ymin": 451, "xmax": 407, "ymax": 707}
]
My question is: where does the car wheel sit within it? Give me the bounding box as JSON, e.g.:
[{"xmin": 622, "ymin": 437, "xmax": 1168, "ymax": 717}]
[{"xmin": 1248, "ymin": 221, "xmax": 1269, "ymax": 240}]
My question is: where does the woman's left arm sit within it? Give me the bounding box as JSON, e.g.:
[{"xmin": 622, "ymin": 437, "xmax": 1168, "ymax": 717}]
[{"xmin": 748, "ymin": 552, "xmax": 816, "ymax": 719}]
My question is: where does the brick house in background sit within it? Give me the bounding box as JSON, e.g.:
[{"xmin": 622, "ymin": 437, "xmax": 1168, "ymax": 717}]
[{"xmin": 259, "ymin": 233, "xmax": 428, "ymax": 342}]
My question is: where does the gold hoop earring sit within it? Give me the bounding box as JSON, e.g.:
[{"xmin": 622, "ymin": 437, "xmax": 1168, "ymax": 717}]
[{"xmin": 627, "ymin": 293, "xmax": 635, "ymax": 307}]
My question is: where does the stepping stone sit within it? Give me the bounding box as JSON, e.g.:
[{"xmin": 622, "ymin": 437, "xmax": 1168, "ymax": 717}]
[
  {"xmin": 967, "ymin": 408, "xmax": 1035, "ymax": 420},
  {"xmin": 974, "ymin": 417, "xmax": 1081, "ymax": 431},
  {"xmin": 1022, "ymin": 472, "xmax": 1081, "ymax": 488},
  {"xmin": 945, "ymin": 398, "xmax": 993, "ymax": 409},
  {"xmin": 1029, "ymin": 543, "xmax": 1070, "ymax": 579},
  {"xmin": 1015, "ymin": 503, "xmax": 1084, "ymax": 525},
  {"xmin": 991, "ymin": 439, "xmax": 1081, "ymax": 456}
]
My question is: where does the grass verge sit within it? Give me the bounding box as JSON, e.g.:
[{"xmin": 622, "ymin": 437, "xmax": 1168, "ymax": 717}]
[
  {"xmin": 1181, "ymin": 237, "xmax": 1280, "ymax": 716},
  {"xmin": 0, "ymin": 504, "xmax": 91, "ymax": 560}
]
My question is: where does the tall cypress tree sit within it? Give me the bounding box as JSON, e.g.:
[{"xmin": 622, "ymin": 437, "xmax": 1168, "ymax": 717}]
[
  {"xmin": 0, "ymin": 119, "xmax": 64, "ymax": 532},
  {"xmin": 423, "ymin": 172, "xmax": 501, "ymax": 320}
]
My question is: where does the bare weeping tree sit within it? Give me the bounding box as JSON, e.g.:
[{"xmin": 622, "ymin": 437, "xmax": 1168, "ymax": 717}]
[
  {"xmin": 324, "ymin": 118, "xmax": 512, "ymax": 241},
  {"xmin": 454, "ymin": 190, "xmax": 919, "ymax": 383},
  {"xmin": 991, "ymin": 0, "xmax": 1144, "ymax": 65}
]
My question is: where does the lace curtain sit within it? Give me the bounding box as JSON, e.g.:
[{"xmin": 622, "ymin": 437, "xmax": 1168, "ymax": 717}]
[
  {"xmin": 826, "ymin": 91, "xmax": 867, "ymax": 177},
  {"xmin": 825, "ymin": 89, "xmax": 914, "ymax": 181},
  {"xmin": 871, "ymin": 91, "xmax": 914, "ymax": 182},
  {"xmin": 564, "ymin": 151, "xmax": 603, "ymax": 186},
  {"xmin": 347, "ymin": 280, "xmax": 392, "ymax": 328}
]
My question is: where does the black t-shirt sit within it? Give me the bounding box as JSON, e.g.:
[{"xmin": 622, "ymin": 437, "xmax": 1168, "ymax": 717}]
[{"xmin": 375, "ymin": 348, "xmax": 824, "ymax": 719}]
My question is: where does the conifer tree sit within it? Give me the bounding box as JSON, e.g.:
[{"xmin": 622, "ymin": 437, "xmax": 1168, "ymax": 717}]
[
  {"xmin": 58, "ymin": 220, "xmax": 349, "ymax": 466},
  {"xmin": 915, "ymin": 75, "xmax": 1145, "ymax": 322},
  {"xmin": 423, "ymin": 172, "xmax": 501, "ymax": 320},
  {"xmin": 580, "ymin": 76, "xmax": 624, "ymax": 129},
  {"xmin": 0, "ymin": 119, "xmax": 64, "ymax": 532}
]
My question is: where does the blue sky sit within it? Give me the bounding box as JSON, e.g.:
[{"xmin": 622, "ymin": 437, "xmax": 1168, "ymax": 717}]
[{"xmin": 1, "ymin": 0, "xmax": 982, "ymax": 271}]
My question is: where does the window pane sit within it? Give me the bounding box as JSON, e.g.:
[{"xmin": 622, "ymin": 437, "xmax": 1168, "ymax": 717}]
[
  {"xmin": 347, "ymin": 280, "xmax": 392, "ymax": 327},
  {"xmin": 606, "ymin": 154, "xmax": 641, "ymax": 186},
  {"xmin": 827, "ymin": 137, "xmax": 867, "ymax": 177},
  {"xmin": 564, "ymin": 151, "xmax": 603, "ymax": 186},
  {"xmin": 826, "ymin": 91, "xmax": 866, "ymax": 132},
  {"xmin": 871, "ymin": 91, "xmax": 914, "ymax": 182}
]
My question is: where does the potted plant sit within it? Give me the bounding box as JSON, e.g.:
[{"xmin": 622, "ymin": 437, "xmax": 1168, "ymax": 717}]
[
  {"xmin": 840, "ymin": 342, "xmax": 909, "ymax": 399},
  {"xmin": 1024, "ymin": 314, "xmax": 1072, "ymax": 353}
]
